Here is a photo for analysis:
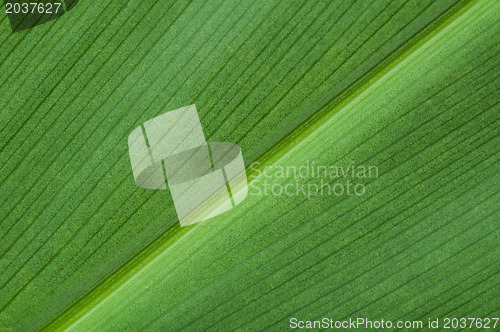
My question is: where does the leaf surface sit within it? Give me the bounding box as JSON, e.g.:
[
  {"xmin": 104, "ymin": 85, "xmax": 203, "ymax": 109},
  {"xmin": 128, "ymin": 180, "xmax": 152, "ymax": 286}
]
[{"xmin": 0, "ymin": 0, "xmax": 498, "ymax": 330}]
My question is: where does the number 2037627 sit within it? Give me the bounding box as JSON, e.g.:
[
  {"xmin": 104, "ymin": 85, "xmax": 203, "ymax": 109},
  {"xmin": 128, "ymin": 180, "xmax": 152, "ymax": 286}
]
[{"xmin": 5, "ymin": 2, "xmax": 62, "ymax": 14}]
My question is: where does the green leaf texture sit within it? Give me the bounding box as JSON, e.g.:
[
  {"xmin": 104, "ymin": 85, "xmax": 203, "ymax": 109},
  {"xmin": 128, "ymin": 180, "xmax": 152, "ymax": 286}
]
[{"xmin": 0, "ymin": 0, "xmax": 498, "ymax": 330}]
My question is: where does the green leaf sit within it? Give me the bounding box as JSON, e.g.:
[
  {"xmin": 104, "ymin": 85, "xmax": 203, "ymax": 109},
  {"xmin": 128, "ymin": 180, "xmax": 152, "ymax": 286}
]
[{"xmin": 0, "ymin": 0, "xmax": 498, "ymax": 330}]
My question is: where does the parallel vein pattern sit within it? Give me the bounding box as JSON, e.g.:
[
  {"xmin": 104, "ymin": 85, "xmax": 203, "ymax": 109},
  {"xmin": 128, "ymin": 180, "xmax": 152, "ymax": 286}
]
[{"xmin": 0, "ymin": 0, "xmax": 498, "ymax": 330}]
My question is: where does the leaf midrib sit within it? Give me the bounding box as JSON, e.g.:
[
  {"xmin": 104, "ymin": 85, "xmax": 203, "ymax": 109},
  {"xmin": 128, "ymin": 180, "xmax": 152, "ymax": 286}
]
[{"xmin": 42, "ymin": 0, "xmax": 477, "ymax": 330}]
